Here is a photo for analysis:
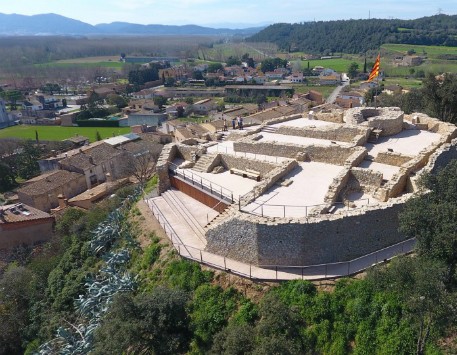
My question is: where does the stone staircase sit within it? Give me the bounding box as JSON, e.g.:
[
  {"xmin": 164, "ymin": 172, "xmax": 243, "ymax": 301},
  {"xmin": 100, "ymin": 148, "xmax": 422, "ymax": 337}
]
[
  {"xmin": 161, "ymin": 189, "xmax": 207, "ymax": 245},
  {"xmin": 261, "ymin": 125, "xmax": 278, "ymax": 134},
  {"xmin": 368, "ymin": 128, "xmax": 383, "ymax": 143},
  {"xmin": 193, "ymin": 153, "xmax": 218, "ymax": 172},
  {"xmin": 204, "ymin": 204, "xmax": 237, "ymax": 229}
]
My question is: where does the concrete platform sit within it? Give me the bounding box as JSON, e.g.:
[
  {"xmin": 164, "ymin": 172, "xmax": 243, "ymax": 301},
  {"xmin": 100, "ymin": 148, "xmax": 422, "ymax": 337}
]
[
  {"xmin": 270, "ymin": 117, "xmax": 335, "ymax": 129},
  {"xmin": 366, "ymin": 129, "xmax": 442, "ymax": 157},
  {"xmin": 243, "ymin": 162, "xmax": 344, "ymax": 217},
  {"xmin": 359, "ymin": 160, "xmax": 401, "ymax": 180},
  {"xmin": 184, "ymin": 168, "xmax": 260, "ymax": 199},
  {"xmin": 207, "ymin": 141, "xmax": 290, "ymax": 163},
  {"xmin": 259, "ymin": 131, "xmax": 350, "ymax": 147}
]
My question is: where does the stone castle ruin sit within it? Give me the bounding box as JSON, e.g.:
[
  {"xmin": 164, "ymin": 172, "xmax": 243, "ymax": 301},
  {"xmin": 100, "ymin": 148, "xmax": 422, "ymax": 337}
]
[{"xmin": 151, "ymin": 106, "xmax": 457, "ymax": 279}]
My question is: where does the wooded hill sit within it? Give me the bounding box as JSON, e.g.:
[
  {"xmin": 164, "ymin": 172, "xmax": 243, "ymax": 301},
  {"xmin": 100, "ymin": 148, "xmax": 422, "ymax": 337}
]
[{"xmin": 247, "ymin": 14, "xmax": 457, "ymax": 54}]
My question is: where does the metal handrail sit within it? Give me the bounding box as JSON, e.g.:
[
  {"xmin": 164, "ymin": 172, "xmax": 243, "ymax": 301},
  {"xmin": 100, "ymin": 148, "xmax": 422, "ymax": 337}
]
[
  {"xmin": 206, "ymin": 199, "xmax": 227, "ymax": 224},
  {"xmin": 145, "ymin": 198, "xmax": 193, "ymax": 257},
  {"xmin": 240, "ymin": 198, "xmax": 372, "ymax": 217},
  {"xmin": 145, "ymin": 196, "xmax": 415, "ymax": 280},
  {"xmin": 168, "ymin": 160, "xmax": 236, "ymax": 203}
]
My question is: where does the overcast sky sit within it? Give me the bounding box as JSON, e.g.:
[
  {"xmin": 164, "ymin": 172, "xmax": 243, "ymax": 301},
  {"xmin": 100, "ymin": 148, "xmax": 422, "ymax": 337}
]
[{"xmin": 2, "ymin": 0, "xmax": 457, "ymax": 28}]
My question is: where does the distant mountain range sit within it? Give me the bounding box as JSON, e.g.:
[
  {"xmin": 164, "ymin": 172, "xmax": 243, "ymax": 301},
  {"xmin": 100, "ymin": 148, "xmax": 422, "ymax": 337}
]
[{"xmin": 0, "ymin": 13, "xmax": 264, "ymax": 36}]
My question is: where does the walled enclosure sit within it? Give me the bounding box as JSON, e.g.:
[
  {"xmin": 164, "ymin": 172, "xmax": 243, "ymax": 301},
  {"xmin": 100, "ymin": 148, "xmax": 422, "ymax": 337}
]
[
  {"xmin": 155, "ymin": 107, "xmax": 457, "ymax": 268},
  {"xmin": 205, "ymin": 138, "xmax": 457, "ymax": 266}
]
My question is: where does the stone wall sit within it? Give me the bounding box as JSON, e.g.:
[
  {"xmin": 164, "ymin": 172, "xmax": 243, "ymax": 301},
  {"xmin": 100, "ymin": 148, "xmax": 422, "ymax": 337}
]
[
  {"xmin": 0, "ymin": 219, "xmax": 54, "ymax": 249},
  {"xmin": 239, "ymin": 160, "xmax": 298, "ymax": 207},
  {"xmin": 344, "ymin": 107, "xmax": 404, "ymax": 136},
  {"xmin": 205, "ymin": 200, "xmax": 406, "ymax": 265},
  {"xmin": 220, "ymin": 154, "xmax": 278, "ymax": 177},
  {"xmin": 428, "ymin": 138, "xmax": 457, "ymax": 174},
  {"xmin": 323, "ymin": 168, "xmax": 351, "ymax": 206},
  {"xmin": 233, "ymin": 140, "xmax": 363, "ymax": 166},
  {"xmin": 276, "ymin": 125, "xmax": 370, "ymax": 144},
  {"xmin": 263, "ymin": 113, "xmax": 303, "ymax": 126},
  {"xmin": 176, "ymin": 144, "xmax": 206, "ymax": 161},
  {"xmin": 347, "ymin": 168, "xmax": 383, "ymax": 194},
  {"xmin": 408, "ymin": 113, "xmax": 457, "ymax": 140},
  {"xmin": 315, "ymin": 110, "xmax": 344, "ymax": 123},
  {"xmin": 375, "ymin": 151, "xmax": 414, "ymax": 166},
  {"xmin": 156, "ymin": 143, "xmax": 178, "ymax": 194}
]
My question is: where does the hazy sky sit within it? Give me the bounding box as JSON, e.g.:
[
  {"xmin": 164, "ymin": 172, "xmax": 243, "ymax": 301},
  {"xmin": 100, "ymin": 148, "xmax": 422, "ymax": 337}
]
[{"xmin": 2, "ymin": 0, "xmax": 457, "ymax": 27}]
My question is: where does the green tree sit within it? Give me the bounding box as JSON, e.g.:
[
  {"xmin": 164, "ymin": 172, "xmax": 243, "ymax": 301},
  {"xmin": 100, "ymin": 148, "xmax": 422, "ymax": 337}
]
[
  {"xmin": 153, "ymin": 95, "xmax": 167, "ymax": 109},
  {"xmin": 399, "ymin": 161, "xmax": 457, "ymax": 286},
  {"xmin": 422, "ymin": 73, "xmax": 457, "ymax": 124},
  {"xmin": 226, "ymin": 56, "xmax": 241, "ymax": 66},
  {"xmin": 207, "ymin": 62, "xmax": 223, "ymax": 73},
  {"xmin": 93, "ymin": 288, "xmax": 191, "ymax": 354},
  {"xmin": 347, "ymin": 62, "xmax": 359, "ymax": 79},
  {"xmin": 0, "ymin": 161, "xmax": 17, "ymax": 192},
  {"xmin": 211, "ymin": 324, "xmax": 256, "ymax": 355},
  {"xmin": 260, "ymin": 57, "xmax": 287, "ymax": 73},
  {"xmin": 189, "ymin": 284, "xmax": 238, "ymax": 347},
  {"xmin": 0, "ymin": 90, "xmax": 22, "ymax": 110},
  {"xmin": 368, "ymin": 257, "xmax": 454, "ymax": 355},
  {"xmin": 17, "ymin": 141, "xmax": 40, "ymax": 180},
  {"xmin": 192, "ymin": 70, "xmax": 204, "ymax": 80},
  {"xmin": 0, "ymin": 265, "xmax": 37, "ymax": 354},
  {"xmin": 106, "ymin": 94, "xmax": 128, "ymax": 109},
  {"xmin": 95, "ymin": 131, "xmax": 102, "ymax": 141}
]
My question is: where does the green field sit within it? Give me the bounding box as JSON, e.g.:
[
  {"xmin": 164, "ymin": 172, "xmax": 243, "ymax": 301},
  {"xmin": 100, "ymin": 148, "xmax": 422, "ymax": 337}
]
[
  {"xmin": 300, "ymin": 58, "xmax": 362, "ymax": 73},
  {"xmin": 382, "ymin": 77, "xmax": 423, "ymax": 89},
  {"xmin": 382, "ymin": 43, "xmax": 457, "ymax": 57},
  {"xmin": 0, "ymin": 125, "xmax": 131, "ymax": 142},
  {"xmin": 35, "ymin": 56, "xmax": 125, "ymax": 69},
  {"xmin": 381, "ymin": 44, "xmax": 457, "ymax": 76}
]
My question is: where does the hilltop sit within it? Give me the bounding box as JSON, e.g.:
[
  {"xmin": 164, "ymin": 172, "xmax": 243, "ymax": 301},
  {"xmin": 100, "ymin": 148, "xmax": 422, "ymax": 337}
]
[{"xmin": 248, "ymin": 14, "xmax": 457, "ymax": 54}]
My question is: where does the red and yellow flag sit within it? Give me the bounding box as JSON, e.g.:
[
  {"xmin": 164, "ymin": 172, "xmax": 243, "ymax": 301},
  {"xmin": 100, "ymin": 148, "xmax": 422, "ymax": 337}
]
[{"xmin": 367, "ymin": 53, "xmax": 380, "ymax": 82}]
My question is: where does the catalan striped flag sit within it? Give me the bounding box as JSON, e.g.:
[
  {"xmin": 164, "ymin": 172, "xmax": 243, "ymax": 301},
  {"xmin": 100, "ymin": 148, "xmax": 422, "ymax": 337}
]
[{"xmin": 367, "ymin": 53, "xmax": 380, "ymax": 82}]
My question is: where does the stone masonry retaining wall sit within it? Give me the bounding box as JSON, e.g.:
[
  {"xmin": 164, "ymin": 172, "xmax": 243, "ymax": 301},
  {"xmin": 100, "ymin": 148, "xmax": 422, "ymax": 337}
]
[
  {"xmin": 233, "ymin": 140, "xmax": 363, "ymax": 166},
  {"xmin": 347, "ymin": 168, "xmax": 383, "ymax": 194},
  {"xmin": 156, "ymin": 143, "xmax": 178, "ymax": 194},
  {"xmin": 375, "ymin": 152, "xmax": 414, "ymax": 166},
  {"xmin": 205, "ymin": 201, "xmax": 405, "ymax": 265},
  {"xmin": 276, "ymin": 125, "xmax": 371, "ymax": 144},
  {"xmin": 315, "ymin": 110, "xmax": 344, "ymax": 123},
  {"xmin": 344, "ymin": 107, "xmax": 404, "ymax": 136},
  {"xmin": 220, "ymin": 154, "xmax": 278, "ymax": 176},
  {"xmin": 240, "ymin": 160, "xmax": 298, "ymax": 206}
]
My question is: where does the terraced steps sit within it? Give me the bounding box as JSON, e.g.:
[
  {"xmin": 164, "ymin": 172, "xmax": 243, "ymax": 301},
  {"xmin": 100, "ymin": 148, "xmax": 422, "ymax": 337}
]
[{"xmin": 193, "ymin": 153, "xmax": 218, "ymax": 172}]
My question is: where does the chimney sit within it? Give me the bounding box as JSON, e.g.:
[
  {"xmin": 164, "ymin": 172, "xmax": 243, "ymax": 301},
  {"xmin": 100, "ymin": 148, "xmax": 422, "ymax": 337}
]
[{"xmin": 57, "ymin": 194, "xmax": 68, "ymax": 209}]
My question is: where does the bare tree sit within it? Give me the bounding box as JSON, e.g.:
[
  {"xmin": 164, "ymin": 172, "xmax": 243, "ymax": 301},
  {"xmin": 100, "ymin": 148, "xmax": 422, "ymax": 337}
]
[{"xmin": 120, "ymin": 142, "xmax": 162, "ymax": 186}]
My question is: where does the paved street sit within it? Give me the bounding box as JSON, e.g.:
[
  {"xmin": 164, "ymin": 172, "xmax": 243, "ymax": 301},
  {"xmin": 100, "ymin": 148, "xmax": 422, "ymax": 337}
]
[{"xmin": 326, "ymin": 73, "xmax": 350, "ymax": 103}]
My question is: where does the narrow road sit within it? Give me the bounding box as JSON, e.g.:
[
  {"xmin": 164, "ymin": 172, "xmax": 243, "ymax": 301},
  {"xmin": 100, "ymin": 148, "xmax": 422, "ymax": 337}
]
[{"xmin": 326, "ymin": 73, "xmax": 350, "ymax": 103}]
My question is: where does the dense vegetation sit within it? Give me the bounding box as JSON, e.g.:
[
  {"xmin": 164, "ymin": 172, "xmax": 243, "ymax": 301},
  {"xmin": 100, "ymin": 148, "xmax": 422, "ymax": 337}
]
[
  {"xmin": 248, "ymin": 14, "xmax": 457, "ymax": 54},
  {"xmin": 1, "ymin": 161, "xmax": 457, "ymax": 354},
  {"xmin": 369, "ymin": 72, "xmax": 457, "ymax": 124}
]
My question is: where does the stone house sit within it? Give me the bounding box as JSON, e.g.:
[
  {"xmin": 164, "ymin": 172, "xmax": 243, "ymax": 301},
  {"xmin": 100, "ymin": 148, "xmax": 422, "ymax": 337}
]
[
  {"xmin": 127, "ymin": 110, "xmax": 167, "ymax": 127},
  {"xmin": 319, "ymin": 74, "xmax": 341, "ymax": 85},
  {"xmin": 58, "ymin": 142, "xmax": 126, "ymax": 188},
  {"xmin": 192, "ymin": 98, "xmax": 217, "ymax": 115},
  {"xmin": 21, "ymin": 99, "xmax": 43, "ymax": 111},
  {"xmin": 0, "ymin": 203, "xmax": 54, "ymax": 249},
  {"xmin": 17, "ymin": 170, "xmax": 87, "ymax": 212}
]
